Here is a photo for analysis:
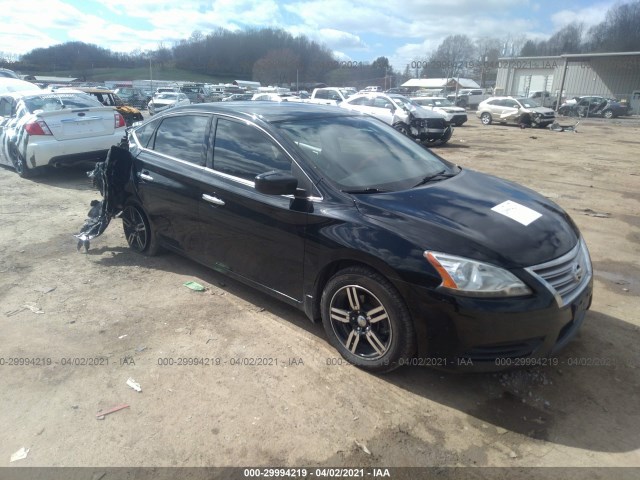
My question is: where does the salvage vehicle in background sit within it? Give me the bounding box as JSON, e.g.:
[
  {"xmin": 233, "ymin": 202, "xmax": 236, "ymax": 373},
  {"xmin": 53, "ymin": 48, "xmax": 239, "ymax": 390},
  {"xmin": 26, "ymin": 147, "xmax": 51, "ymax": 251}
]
[
  {"xmin": 447, "ymin": 89, "xmax": 492, "ymax": 108},
  {"xmin": 411, "ymin": 96, "xmax": 468, "ymax": 126},
  {"xmin": 557, "ymin": 96, "xmax": 629, "ymax": 118},
  {"xmin": 180, "ymin": 84, "xmax": 212, "ymax": 103},
  {"xmin": 57, "ymin": 87, "xmax": 144, "ymax": 126},
  {"xmin": 0, "ymin": 77, "xmax": 41, "ymax": 94},
  {"xmin": 476, "ymin": 97, "xmax": 556, "ymax": 127},
  {"xmin": 0, "ymin": 90, "xmax": 126, "ymax": 177},
  {"xmin": 222, "ymin": 93, "xmax": 254, "ymax": 101},
  {"xmin": 341, "ymin": 92, "xmax": 452, "ymax": 146},
  {"xmin": 305, "ymin": 87, "xmax": 353, "ymax": 106},
  {"xmin": 114, "ymin": 87, "xmax": 150, "ymax": 109},
  {"xmin": 148, "ymin": 92, "xmax": 190, "ymax": 115},
  {"xmin": 527, "ymin": 90, "xmax": 559, "ymax": 108},
  {"xmin": 0, "ymin": 68, "xmax": 20, "ymax": 79},
  {"xmin": 82, "ymin": 102, "xmax": 593, "ymax": 372}
]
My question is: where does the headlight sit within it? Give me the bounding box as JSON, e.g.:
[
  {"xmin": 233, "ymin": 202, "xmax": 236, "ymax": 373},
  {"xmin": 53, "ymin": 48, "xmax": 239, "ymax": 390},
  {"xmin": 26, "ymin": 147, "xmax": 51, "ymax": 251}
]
[{"xmin": 424, "ymin": 251, "xmax": 532, "ymax": 297}]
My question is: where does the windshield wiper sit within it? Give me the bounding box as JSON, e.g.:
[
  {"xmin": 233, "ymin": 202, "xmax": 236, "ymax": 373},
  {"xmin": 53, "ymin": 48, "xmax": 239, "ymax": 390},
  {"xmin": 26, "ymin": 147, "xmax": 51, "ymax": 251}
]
[
  {"xmin": 413, "ymin": 170, "xmax": 457, "ymax": 188},
  {"xmin": 342, "ymin": 187, "xmax": 389, "ymax": 194}
]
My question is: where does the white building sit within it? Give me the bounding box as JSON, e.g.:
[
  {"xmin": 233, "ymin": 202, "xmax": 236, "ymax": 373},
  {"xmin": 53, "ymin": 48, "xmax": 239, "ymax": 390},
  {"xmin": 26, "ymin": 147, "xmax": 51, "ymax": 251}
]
[{"xmin": 495, "ymin": 51, "xmax": 640, "ymax": 112}]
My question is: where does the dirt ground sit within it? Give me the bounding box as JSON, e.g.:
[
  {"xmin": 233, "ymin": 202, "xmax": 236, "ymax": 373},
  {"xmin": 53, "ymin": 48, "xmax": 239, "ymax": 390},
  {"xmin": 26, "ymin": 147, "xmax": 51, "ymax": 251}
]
[{"xmin": 0, "ymin": 114, "xmax": 639, "ymax": 476}]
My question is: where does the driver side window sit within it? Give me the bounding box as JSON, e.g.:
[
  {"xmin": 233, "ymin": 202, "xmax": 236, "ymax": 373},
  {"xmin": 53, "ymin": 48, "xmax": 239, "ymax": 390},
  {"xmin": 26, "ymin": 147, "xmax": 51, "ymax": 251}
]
[{"xmin": 213, "ymin": 118, "xmax": 292, "ymax": 182}]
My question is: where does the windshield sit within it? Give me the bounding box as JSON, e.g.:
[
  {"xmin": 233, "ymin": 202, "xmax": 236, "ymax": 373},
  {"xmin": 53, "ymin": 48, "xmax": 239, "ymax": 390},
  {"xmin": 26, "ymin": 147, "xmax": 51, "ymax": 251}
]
[
  {"xmin": 389, "ymin": 95, "xmax": 415, "ymax": 109},
  {"xmin": 339, "ymin": 89, "xmax": 353, "ymax": 98},
  {"xmin": 24, "ymin": 93, "xmax": 103, "ymax": 113},
  {"xmin": 275, "ymin": 115, "xmax": 455, "ymax": 192},
  {"xmin": 156, "ymin": 93, "xmax": 178, "ymax": 100},
  {"xmin": 517, "ymin": 98, "xmax": 540, "ymax": 108},
  {"xmin": 433, "ymin": 98, "xmax": 454, "ymax": 106}
]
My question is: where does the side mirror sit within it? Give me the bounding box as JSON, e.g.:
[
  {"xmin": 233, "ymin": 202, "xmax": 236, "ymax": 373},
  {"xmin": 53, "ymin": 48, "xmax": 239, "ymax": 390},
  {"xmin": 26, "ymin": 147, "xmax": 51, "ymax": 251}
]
[{"xmin": 255, "ymin": 171, "xmax": 298, "ymax": 196}]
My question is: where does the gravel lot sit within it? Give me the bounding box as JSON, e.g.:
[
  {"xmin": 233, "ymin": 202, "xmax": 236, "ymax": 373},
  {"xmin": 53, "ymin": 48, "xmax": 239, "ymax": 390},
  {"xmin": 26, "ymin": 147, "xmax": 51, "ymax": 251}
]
[{"xmin": 0, "ymin": 114, "xmax": 639, "ymax": 476}]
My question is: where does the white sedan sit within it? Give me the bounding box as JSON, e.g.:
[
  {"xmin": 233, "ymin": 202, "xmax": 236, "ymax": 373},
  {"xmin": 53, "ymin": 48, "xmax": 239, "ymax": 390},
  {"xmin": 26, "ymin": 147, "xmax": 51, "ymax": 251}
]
[
  {"xmin": 148, "ymin": 92, "xmax": 190, "ymax": 115},
  {"xmin": 0, "ymin": 90, "xmax": 127, "ymax": 177}
]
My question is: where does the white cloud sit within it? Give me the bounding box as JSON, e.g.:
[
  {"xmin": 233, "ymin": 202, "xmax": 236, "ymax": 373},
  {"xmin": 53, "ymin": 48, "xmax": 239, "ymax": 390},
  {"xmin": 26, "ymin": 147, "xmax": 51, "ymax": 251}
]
[{"xmin": 551, "ymin": 2, "xmax": 613, "ymax": 30}]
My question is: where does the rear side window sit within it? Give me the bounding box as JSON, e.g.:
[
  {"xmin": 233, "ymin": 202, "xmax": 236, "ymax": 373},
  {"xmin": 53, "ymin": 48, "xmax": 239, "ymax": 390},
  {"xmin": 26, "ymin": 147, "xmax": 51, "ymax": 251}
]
[
  {"xmin": 152, "ymin": 115, "xmax": 209, "ymax": 165},
  {"xmin": 348, "ymin": 97, "xmax": 371, "ymax": 106},
  {"xmin": 213, "ymin": 118, "xmax": 291, "ymax": 182},
  {"xmin": 133, "ymin": 118, "xmax": 161, "ymax": 148}
]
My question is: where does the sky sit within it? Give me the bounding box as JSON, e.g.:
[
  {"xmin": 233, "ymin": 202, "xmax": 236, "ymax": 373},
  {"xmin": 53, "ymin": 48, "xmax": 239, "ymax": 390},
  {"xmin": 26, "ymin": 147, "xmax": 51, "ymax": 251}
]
[{"xmin": 0, "ymin": 0, "xmax": 615, "ymax": 70}]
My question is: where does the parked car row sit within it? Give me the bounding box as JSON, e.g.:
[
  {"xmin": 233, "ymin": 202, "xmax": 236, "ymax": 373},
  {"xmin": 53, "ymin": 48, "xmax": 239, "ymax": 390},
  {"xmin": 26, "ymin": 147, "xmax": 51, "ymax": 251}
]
[{"xmin": 76, "ymin": 101, "xmax": 593, "ymax": 373}]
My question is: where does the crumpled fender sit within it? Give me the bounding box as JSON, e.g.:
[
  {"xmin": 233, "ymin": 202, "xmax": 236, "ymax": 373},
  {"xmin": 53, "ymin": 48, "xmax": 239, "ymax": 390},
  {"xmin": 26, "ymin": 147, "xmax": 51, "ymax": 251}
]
[{"xmin": 73, "ymin": 139, "xmax": 133, "ymax": 252}]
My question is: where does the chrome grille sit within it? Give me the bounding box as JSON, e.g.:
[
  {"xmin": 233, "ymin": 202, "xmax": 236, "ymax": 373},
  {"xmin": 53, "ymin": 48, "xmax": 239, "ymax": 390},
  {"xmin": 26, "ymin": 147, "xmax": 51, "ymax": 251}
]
[{"xmin": 526, "ymin": 238, "xmax": 592, "ymax": 307}]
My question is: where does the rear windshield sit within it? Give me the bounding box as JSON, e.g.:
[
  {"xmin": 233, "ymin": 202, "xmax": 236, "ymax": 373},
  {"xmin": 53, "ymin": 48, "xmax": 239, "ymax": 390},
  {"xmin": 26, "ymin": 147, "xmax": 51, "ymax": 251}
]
[{"xmin": 24, "ymin": 93, "xmax": 102, "ymax": 113}]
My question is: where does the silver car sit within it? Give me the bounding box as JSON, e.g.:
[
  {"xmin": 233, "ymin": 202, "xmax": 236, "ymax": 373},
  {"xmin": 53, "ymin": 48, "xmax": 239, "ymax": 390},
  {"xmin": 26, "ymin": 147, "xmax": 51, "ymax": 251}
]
[
  {"xmin": 476, "ymin": 96, "xmax": 555, "ymax": 127},
  {"xmin": 340, "ymin": 93, "xmax": 452, "ymax": 146},
  {"xmin": 148, "ymin": 92, "xmax": 190, "ymax": 116}
]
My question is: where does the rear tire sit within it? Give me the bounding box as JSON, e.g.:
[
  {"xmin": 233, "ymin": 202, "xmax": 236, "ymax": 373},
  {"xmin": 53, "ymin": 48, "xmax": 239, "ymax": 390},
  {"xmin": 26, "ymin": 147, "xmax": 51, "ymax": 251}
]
[
  {"xmin": 11, "ymin": 148, "xmax": 34, "ymax": 178},
  {"xmin": 122, "ymin": 204, "xmax": 159, "ymax": 255},
  {"xmin": 321, "ymin": 266, "xmax": 416, "ymax": 373}
]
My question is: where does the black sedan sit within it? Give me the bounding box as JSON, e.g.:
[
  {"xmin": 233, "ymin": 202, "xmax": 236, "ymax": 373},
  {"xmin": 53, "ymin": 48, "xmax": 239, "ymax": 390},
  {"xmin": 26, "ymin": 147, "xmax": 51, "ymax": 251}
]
[
  {"xmin": 558, "ymin": 96, "xmax": 629, "ymax": 118},
  {"xmin": 96, "ymin": 102, "xmax": 593, "ymax": 372}
]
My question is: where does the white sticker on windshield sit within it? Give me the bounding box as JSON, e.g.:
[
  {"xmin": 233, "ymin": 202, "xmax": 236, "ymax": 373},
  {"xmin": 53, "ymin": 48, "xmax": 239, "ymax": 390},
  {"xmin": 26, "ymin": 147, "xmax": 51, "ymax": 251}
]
[{"xmin": 491, "ymin": 200, "xmax": 542, "ymax": 226}]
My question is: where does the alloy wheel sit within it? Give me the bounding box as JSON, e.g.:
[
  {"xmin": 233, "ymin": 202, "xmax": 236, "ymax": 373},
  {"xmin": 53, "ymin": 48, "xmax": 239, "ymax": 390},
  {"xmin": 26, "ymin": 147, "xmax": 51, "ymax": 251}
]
[
  {"xmin": 122, "ymin": 206, "xmax": 149, "ymax": 252},
  {"xmin": 329, "ymin": 285, "xmax": 393, "ymax": 360}
]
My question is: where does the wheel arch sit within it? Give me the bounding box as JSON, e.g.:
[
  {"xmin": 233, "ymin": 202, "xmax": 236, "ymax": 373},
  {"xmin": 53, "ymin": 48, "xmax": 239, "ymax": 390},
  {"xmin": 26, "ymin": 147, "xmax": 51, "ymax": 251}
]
[{"xmin": 308, "ymin": 254, "xmax": 409, "ymax": 323}]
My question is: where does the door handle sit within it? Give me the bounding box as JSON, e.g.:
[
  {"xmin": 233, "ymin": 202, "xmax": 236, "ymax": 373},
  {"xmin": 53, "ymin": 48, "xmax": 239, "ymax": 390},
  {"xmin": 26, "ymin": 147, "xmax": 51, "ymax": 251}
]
[
  {"xmin": 138, "ymin": 172, "xmax": 154, "ymax": 182},
  {"xmin": 202, "ymin": 194, "xmax": 225, "ymax": 206}
]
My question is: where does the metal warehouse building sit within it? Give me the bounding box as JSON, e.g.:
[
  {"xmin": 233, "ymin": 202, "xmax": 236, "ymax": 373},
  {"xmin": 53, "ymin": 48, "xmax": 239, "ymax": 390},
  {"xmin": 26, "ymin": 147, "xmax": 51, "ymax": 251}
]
[{"xmin": 495, "ymin": 52, "xmax": 640, "ymax": 113}]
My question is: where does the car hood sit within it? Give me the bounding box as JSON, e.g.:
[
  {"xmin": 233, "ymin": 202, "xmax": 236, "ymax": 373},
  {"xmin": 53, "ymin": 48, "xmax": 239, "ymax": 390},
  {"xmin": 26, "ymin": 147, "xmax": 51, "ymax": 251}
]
[
  {"xmin": 527, "ymin": 106, "xmax": 555, "ymax": 115},
  {"xmin": 152, "ymin": 99, "xmax": 178, "ymax": 106},
  {"xmin": 437, "ymin": 106, "xmax": 466, "ymax": 113},
  {"xmin": 408, "ymin": 105, "xmax": 446, "ymax": 119},
  {"xmin": 353, "ymin": 169, "xmax": 578, "ymax": 268}
]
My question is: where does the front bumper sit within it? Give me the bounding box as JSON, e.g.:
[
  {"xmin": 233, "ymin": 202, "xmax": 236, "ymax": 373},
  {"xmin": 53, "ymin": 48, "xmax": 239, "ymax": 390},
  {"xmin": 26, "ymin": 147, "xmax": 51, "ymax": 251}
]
[{"xmin": 395, "ymin": 272, "xmax": 593, "ymax": 372}]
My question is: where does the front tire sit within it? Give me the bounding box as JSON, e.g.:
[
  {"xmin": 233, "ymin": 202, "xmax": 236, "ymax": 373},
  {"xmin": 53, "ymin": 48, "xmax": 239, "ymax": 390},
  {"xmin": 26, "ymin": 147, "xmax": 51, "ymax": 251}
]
[
  {"xmin": 393, "ymin": 122, "xmax": 410, "ymax": 136},
  {"xmin": 321, "ymin": 267, "xmax": 416, "ymax": 373},
  {"xmin": 480, "ymin": 112, "xmax": 492, "ymax": 125},
  {"xmin": 122, "ymin": 204, "xmax": 159, "ymax": 255},
  {"xmin": 602, "ymin": 109, "xmax": 614, "ymax": 119}
]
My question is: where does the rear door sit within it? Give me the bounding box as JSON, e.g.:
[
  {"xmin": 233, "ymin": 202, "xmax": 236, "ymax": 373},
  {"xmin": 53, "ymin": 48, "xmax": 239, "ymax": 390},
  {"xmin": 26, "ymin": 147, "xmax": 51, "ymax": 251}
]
[{"xmin": 131, "ymin": 113, "xmax": 212, "ymax": 253}]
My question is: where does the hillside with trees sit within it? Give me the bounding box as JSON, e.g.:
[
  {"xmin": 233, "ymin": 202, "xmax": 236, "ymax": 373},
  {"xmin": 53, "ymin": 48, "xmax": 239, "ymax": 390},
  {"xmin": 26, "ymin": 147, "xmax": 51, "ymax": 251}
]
[{"xmin": 0, "ymin": 0, "xmax": 637, "ymax": 88}]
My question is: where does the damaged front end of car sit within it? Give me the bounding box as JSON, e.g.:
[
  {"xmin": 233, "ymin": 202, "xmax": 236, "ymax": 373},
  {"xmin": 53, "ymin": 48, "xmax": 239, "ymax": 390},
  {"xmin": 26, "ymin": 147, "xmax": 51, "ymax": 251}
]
[{"xmin": 408, "ymin": 111, "xmax": 452, "ymax": 146}]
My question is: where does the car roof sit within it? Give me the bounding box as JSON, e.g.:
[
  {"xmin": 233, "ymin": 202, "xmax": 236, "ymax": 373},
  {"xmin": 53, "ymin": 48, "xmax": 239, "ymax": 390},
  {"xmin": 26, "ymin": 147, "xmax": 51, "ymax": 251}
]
[
  {"xmin": 0, "ymin": 77, "xmax": 41, "ymax": 94},
  {"xmin": 57, "ymin": 87, "xmax": 116, "ymax": 94},
  {"xmin": 0, "ymin": 89, "xmax": 88, "ymax": 100},
  {"xmin": 0, "ymin": 68, "xmax": 20, "ymax": 79},
  {"xmin": 169, "ymin": 102, "xmax": 360, "ymax": 123}
]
